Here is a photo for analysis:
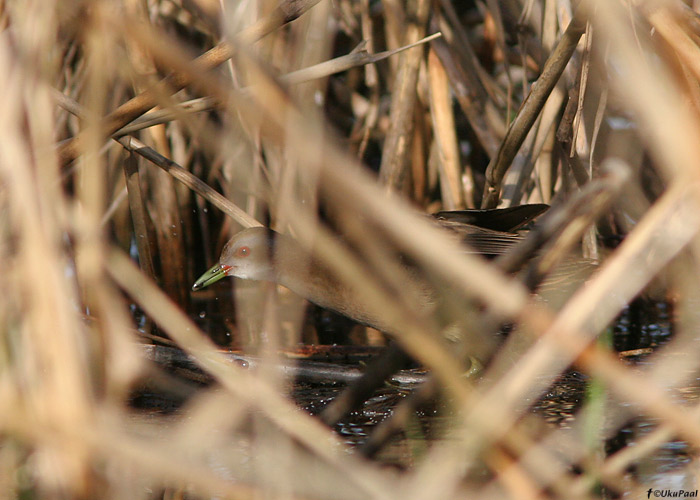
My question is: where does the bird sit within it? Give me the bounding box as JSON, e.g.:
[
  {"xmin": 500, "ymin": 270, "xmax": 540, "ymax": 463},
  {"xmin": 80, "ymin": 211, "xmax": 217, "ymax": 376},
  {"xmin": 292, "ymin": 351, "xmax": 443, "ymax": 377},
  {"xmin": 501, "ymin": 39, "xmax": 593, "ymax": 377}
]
[{"xmin": 191, "ymin": 204, "xmax": 569, "ymax": 336}]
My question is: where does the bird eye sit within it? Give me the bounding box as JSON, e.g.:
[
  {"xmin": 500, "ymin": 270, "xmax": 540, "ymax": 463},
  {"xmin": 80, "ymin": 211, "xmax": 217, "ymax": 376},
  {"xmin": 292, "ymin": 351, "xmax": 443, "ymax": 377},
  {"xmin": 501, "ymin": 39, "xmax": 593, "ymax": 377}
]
[{"xmin": 235, "ymin": 246, "xmax": 250, "ymax": 258}]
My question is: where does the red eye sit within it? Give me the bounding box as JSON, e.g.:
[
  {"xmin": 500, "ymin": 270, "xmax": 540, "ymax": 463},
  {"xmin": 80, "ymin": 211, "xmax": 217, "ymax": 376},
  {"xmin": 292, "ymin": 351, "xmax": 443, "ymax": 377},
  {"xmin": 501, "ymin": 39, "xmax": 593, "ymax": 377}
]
[{"xmin": 235, "ymin": 246, "xmax": 250, "ymax": 258}]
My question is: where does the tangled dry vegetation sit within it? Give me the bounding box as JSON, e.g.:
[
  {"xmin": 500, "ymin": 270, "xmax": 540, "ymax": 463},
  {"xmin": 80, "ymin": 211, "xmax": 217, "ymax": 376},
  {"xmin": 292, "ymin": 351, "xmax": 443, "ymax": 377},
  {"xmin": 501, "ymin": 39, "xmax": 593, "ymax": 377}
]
[{"xmin": 2, "ymin": 0, "xmax": 700, "ymax": 498}]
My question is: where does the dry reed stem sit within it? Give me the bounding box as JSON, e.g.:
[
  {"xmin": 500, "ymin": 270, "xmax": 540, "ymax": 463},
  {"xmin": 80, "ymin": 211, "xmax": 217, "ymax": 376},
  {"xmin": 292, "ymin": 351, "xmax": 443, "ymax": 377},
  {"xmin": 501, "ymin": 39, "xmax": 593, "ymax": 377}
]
[
  {"xmin": 108, "ymin": 249, "xmax": 396, "ymax": 500},
  {"xmin": 493, "ymin": 182, "xmax": 699, "ymax": 427},
  {"xmin": 123, "ymin": 151, "xmax": 156, "ymax": 278},
  {"xmin": 4, "ymin": 0, "xmax": 700, "ymax": 497},
  {"xmin": 117, "ymin": 136, "xmax": 262, "ymax": 228},
  {"xmin": 108, "ymin": 33, "xmax": 441, "ymax": 137},
  {"xmin": 57, "ymin": 0, "xmax": 324, "ymax": 166},
  {"xmin": 428, "ymin": 48, "xmax": 465, "ymax": 209},
  {"xmin": 404, "ymin": 180, "xmax": 700, "ymax": 496},
  {"xmin": 482, "ymin": 11, "xmax": 586, "ymax": 208},
  {"xmin": 54, "ymin": 90, "xmax": 262, "ymax": 228},
  {"xmin": 378, "ymin": 0, "xmax": 430, "ymax": 190},
  {"xmin": 586, "ymin": 0, "xmax": 700, "ymax": 182},
  {"xmin": 436, "ymin": 0, "xmax": 507, "ymax": 151}
]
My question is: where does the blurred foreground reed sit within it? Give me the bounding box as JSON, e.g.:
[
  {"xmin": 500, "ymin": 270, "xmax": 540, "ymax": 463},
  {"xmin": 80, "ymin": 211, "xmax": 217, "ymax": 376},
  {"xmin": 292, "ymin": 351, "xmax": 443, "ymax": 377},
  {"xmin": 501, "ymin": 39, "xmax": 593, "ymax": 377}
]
[{"xmin": 2, "ymin": 0, "xmax": 700, "ymax": 498}]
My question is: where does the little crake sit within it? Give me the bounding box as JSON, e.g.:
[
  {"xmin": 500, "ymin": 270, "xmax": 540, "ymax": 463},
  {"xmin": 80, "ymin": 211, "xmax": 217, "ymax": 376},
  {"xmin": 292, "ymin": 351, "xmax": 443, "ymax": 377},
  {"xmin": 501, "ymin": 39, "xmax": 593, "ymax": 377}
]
[{"xmin": 192, "ymin": 205, "xmax": 555, "ymax": 334}]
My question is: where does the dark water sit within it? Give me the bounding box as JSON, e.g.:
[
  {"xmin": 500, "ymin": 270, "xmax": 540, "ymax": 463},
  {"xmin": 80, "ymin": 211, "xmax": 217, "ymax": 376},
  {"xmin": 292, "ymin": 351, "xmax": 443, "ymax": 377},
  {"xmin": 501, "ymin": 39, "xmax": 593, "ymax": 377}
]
[{"xmin": 132, "ymin": 295, "xmax": 697, "ymax": 495}]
